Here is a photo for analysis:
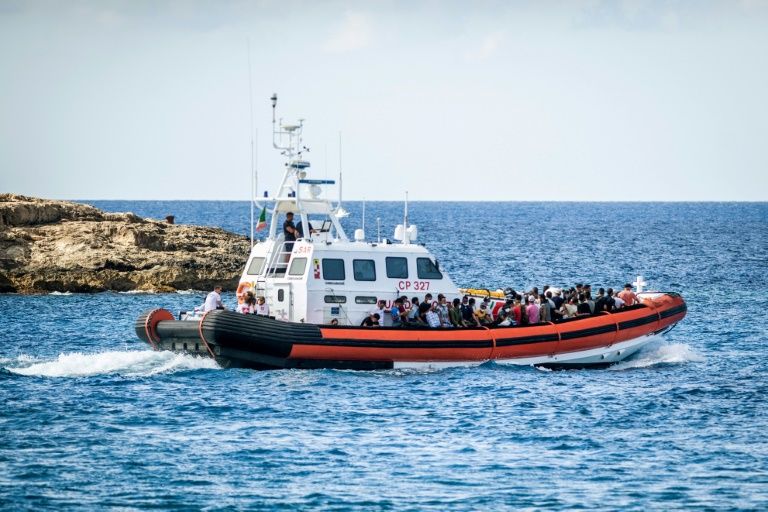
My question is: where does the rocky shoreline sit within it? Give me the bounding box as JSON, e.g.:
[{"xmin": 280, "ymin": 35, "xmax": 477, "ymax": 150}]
[{"xmin": 0, "ymin": 194, "xmax": 250, "ymax": 293}]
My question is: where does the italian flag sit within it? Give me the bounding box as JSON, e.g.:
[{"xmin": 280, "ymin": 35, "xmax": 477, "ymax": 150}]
[{"xmin": 256, "ymin": 206, "xmax": 267, "ymax": 231}]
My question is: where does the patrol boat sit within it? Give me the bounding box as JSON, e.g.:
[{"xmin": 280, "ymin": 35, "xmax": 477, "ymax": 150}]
[{"xmin": 136, "ymin": 95, "xmax": 687, "ymax": 370}]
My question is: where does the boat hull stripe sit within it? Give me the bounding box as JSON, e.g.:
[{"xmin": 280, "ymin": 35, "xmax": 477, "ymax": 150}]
[
  {"xmin": 559, "ymin": 324, "xmax": 617, "ymax": 340},
  {"xmin": 295, "ymin": 338, "xmax": 494, "ymax": 349},
  {"xmin": 495, "ymin": 334, "xmax": 559, "ymax": 347},
  {"xmin": 659, "ymin": 304, "xmax": 687, "ymax": 319},
  {"xmin": 617, "ymin": 314, "xmax": 659, "ymax": 330}
]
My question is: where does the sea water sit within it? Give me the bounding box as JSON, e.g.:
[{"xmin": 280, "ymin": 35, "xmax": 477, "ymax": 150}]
[{"xmin": 1, "ymin": 202, "xmax": 766, "ymax": 510}]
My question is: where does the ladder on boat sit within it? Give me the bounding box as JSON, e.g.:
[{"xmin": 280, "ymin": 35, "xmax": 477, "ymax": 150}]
[{"xmin": 264, "ymin": 241, "xmax": 293, "ymax": 278}]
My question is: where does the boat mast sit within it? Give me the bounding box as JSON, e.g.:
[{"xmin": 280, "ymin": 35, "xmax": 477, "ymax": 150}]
[
  {"xmin": 334, "ymin": 131, "xmax": 349, "ymax": 218},
  {"xmin": 248, "ymin": 40, "xmax": 255, "ymax": 247},
  {"xmin": 267, "ymin": 94, "xmax": 349, "ymax": 242}
]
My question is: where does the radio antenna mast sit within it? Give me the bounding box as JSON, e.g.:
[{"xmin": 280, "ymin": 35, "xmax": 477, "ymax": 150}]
[
  {"xmin": 334, "ymin": 131, "xmax": 349, "ymax": 218},
  {"xmin": 247, "ymin": 39, "xmax": 256, "ymax": 247}
]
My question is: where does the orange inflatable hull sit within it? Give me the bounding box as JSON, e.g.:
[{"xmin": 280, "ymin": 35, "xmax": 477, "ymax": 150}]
[{"xmin": 136, "ymin": 293, "xmax": 686, "ymax": 370}]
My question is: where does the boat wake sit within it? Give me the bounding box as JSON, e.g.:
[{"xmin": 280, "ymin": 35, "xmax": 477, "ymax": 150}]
[
  {"xmin": 3, "ymin": 350, "xmax": 219, "ymax": 378},
  {"xmin": 610, "ymin": 341, "xmax": 704, "ymax": 371}
]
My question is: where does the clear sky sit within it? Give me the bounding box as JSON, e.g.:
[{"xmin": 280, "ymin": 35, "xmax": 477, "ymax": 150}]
[{"xmin": 1, "ymin": 0, "xmax": 766, "ymax": 201}]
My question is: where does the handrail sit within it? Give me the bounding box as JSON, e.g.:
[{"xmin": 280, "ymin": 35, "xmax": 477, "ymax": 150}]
[{"xmin": 264, "ymin": 241, "xmax": 293, "ymax": 277}]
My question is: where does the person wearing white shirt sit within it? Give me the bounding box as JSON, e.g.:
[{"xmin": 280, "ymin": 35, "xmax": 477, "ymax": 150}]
[
  {"xmin": 370, "ymin": 299, "xmax": 391, "ymax": 327},
  {"xmin": 255, "ymin": 296, "xmax": 270, "ymax": 316},
  {"xmin": 203, "ymin": 286, "xmax": 225, "ymax": 312}
]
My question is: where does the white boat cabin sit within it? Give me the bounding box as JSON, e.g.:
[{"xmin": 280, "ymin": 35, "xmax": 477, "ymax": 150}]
[{"xmin": 236, "ymin": 95, "xmax": 459, "ymax": 325}]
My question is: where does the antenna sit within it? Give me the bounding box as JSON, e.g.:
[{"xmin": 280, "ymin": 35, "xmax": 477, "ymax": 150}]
[
  {"xmin": 362, "ymin": 198, "xmax": 366, "ymax": 234},
  {"xmin": 248, "ymin": 40, "xmax": 255, "ymax": 247},
  {"xmin": 403, "ymin": 191, "xmax": 410, "ymax": 245},
  {"xmin": 338, "ymin": 131, "xmax": 342, "ymax": 205},
  {"xmin": 377, "ymin": 217, "xmax": 381, "ymax": 243},
  {"xmin": 334, "ymin": 131, "xmax": 349, "ymax": 218},
  {"xmin": 270, "ymin": 93, "xmax": 278, "ymax": 149}
]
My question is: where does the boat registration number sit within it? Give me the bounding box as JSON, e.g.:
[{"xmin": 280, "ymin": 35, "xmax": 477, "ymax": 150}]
[{"xmin": 398, "ymin": 280, "xmax": 430, "ymax": 291}]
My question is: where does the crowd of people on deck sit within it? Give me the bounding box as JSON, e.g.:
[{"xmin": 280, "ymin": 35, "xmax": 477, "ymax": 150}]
[
  {"xmin": 358, "ymin": 283, "xmax": 640, "ymax": 328},
  {"xmin": 217, "ymin": 281, "xmax": 640, "ymax": 328}
]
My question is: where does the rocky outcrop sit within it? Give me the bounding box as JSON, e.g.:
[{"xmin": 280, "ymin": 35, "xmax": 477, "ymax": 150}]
[{"xmin": 0, "ymin": 194, "xmax": 251, "ymax": 293}]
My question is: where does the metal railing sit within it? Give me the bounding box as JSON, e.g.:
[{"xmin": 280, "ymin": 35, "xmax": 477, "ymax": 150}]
[{"xmin": 264, "ymin": 241, "xmax": 294, "ymax": 278}]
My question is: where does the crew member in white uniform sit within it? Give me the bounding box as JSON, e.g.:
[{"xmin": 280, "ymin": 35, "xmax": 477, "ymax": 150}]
[{"xmin": 203, "ymin": 285, "xmax": 225, "ymax": 312}]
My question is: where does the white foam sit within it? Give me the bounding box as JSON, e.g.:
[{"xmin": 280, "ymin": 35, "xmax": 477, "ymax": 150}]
[
  {"xmin": 5, "ymin": 350, "xmax": 219, "ymax": 378},
  {"xmin": 48, "ymin": 291, "xmax": 72, "ymax": 296},
  {"xmin": 118, "ymin": 289, "xmax": 157, "ymax": 294},
  {"xmin": 610, "ymin": 343, "xmax": 704, "ymax": 371}
]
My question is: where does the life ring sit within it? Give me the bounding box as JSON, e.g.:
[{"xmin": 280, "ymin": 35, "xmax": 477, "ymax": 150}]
[{"xmin": 236, "ymin": 281, "xmax": 252, "ymax": 304}]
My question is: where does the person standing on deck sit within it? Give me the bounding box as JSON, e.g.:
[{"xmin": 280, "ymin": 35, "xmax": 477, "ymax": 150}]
[
  {"xmin": 283, "ymin": 212, "xmax": 299, "ymax": 252},
  {"xmin": 526, "ymin": 296, "xmax": 540, "ymax": 324},
  {"xmin": 539, "ymin": 296, "xmax": 552, "ymax": 323}
]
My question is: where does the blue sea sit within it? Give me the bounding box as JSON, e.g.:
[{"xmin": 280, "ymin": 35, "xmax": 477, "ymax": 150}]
[{"xmin": 1, "ymin": 201, "xmax": 767, "ymax": 510}]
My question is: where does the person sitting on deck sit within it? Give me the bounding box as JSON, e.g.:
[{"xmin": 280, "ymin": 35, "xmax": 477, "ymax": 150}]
[
  {"xmin": 461, "ymin": 297, "xmax": 479, "ymax": 326},
  {"xmin": 425, "ymin": 304, "xmax": 441, "ymax": 328},
  {"xmin": 551, "ymin": 289, "xmax": 564, "ymax": 312},
  {"xmin": 255, "ymin": 296, "xmax": 270, "ymax": 316},
  {"xmin": 495, "ymin": 309, "xmax": 514, "ymax": 327},
  {"xmin": 436, "ymin": 294, "xmax": 452, "ymax": 327},
  {"xmin": 500, "ymin": 298, "xmax": 513, "ymax": 317},
  {"xmin": 361, "ymin": 313, "xmax": 381, "ymax": 327},
  {"xmin": 577, "ymin": 294, "xmax": 591, "ymax": 316},
  {"xmin": 237, "ymin": 291, "xmax": 257, "ymax": 314},
  {"xmin": 617, "ymin": 283, "xmax": 638, "ymax": 306},
  {"xmin": 605, "ymin": 288, "xmax": 616, "ymax": 312},
  {"xmin": 409, "ymin": 303, "xmax": 430, "ymax": 326},
  {"xmin": 407, "ymin": 297, "xmax": 421, "ymax": 324},
  {"xmin": 371, "ymin": 299, "xmax": 390, "ymax": 327},
  {"xmin": 593, "ymin": 288, "xmax": 608, "ymax": 313},
  {"xmin": 475, "ymin": 302, "xmax": 493, "ymax": 326},
  {"xmin": 391, "ymin": 297, "xmax": 407, "ymax": 327},
  {"xmin": 203, "ymin": 285, "xmax": 226, "ymax": 312},
  {"xmin": 560, "ymin": 297, "xmax": 578, "ymax": 319},
  {"xmin": 449, "ymin": 298, "xmax": 463, "ymax": 327}
]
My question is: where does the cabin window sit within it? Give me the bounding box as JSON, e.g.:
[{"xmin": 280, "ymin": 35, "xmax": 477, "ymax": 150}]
[
  {"xmin": 324, "ymin": 295, "xmax": 347, "ymax": 304},
  {"xmin": 353, "ymin": 259, "xmax": 376, "ymax": 281},
  {"xmin": 355, "ymin": 296, "xmax": 378, "ymax": 305},
  {"xmin": 417, "ymin": 257, "xmax": 443, "ymax": 279},
  {"xmin": 278, "ymin": 289, "xmax": 285, "ymax": 302},
  {"xmin": 322, "ymin": 258, "xmax": 346, "ymax": 280},
  {"xmin": 288, "ymin": 257, "xmax": 308, "ymax": 276},
  {"xmin": 246, "ymin": 257, "xmax": 265, "ymax": 275},
  {"xmin": 385, "ymin": 257, "xmax": 408, "ymax": 278}
]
